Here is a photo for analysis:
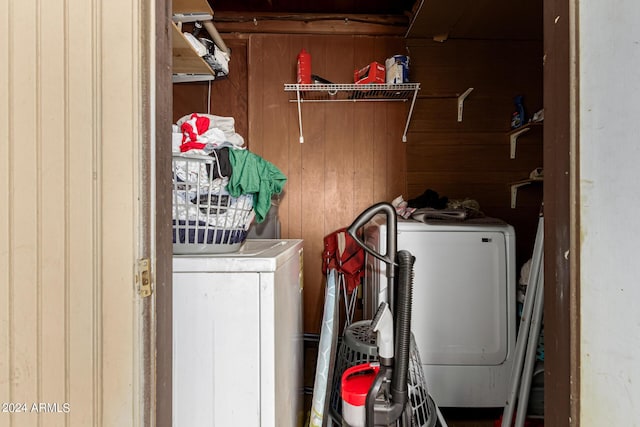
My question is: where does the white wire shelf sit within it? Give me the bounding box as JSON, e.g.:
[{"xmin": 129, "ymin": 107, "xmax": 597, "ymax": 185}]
[
  {"xmin": 284, "ymin": 83, "xmax": 420, "ymax": 102},
  {"xmin": 284, "ymin": 83, "xmax": 421, "ymax": 142}
]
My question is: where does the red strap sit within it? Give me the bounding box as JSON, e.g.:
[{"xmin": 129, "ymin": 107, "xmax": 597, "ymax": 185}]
[{"xmin": 322, "ymin": 228, "xmax": 365, "ymax": 294}]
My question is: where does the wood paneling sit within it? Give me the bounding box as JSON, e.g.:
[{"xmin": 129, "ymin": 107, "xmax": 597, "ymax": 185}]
[
  {"xmin": 406, "ymin": 0, "xmax": 542, "ymax": 41},
  {"xmin": 210, "ymin": 38, "xmax": 249, "ymax": 139},
  {"xmin": 213, "ymin": 13, "xmax": 409, "ymax": 36},
  {"xmin": 248, "ymin": 34, "xmax": 407, "ymax": 333},
  {"xmin": 406, "ymin": 38, "xmax": 544, "ymax": 270},
  {"xmin": 173, "ymin": 37, "xmax": 249, "ymax": 140},
  {"xmin": 173, "ymin": 81, "xmax": 210, "ymax": 121},
  {"xmin": 172, "ymin": 33, "xmax": 407, "ymax": 333},
  {"xmin": 407, "ymin": 140, "xmax": 542, "ymax": 172},
  {"xmin": 211, "ymin": 0, "xmax": 414, "ymax": 14},
  {"xmin": 352, "ymin": 38, "xmax": 378, "ymax": 214},
  {"xmin": 174, "ymin": 34, "xmax": 543, "ymax": 335}
]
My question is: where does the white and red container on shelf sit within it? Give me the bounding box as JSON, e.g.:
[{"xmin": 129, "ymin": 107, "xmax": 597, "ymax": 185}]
[
  {"xmin": 297, "ymin": 48, "xmax": 312, "ymax": 84},
  {"xmin": 341, "ymin": 363, "xmax": 380, "ymax": 427}
]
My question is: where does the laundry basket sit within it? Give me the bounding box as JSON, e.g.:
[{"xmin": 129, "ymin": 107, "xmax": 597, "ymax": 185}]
[
  {"xmin": 329, "ymin": 321, "xmax": 438, "ymax": 427},
  {"xmin": 172, "ymin": 153, "xmax": 254, "ymax": 254}
]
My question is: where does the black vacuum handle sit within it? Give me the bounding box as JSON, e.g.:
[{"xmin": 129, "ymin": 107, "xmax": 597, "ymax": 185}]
[{"xmin": 346, "ymin": 202, "xmax": 398, "ymax": 269}]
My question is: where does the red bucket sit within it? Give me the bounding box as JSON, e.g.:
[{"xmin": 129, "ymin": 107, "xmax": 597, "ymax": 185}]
[{"xmin": 341, "ymin": 363, "xmax": 380, "ymax": 427}]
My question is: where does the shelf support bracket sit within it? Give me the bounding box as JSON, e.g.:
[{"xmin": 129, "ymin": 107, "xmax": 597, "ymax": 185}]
[
  {"xmin": 510, "ymin": 180, "xmax": 542, "ymax": 208},
  {"xmin": 402, "ymin": 86, "xmax": 420, "ymax": 142},
  {"xmin": 457, "ymin": 87, "xmax": 474, "ymax": 122},
  {"xmin": 509, "ymin": 127, "xmax": 531, "ymax": 159},
  {"xmin": 295, "ymin": 89, "xmax": 304, "ymax": 143},
  {"xmin": 511, "ymin": 181, "xmax": 531, "ymax": 209}
]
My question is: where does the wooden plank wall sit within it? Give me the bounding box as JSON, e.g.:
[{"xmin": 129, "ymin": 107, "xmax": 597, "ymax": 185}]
[
  {"xmin": 405, "ymin": 38, "xmax": 544, "ymax": 269},
  {"xmin": 173, "ymin": 37, "xmax": 249, "ymax": 137},
  {"xmin": 174, "ymin": 34, "xmax": 408, "ymax": 334},
  {"xmin": 249, "ymin": 34, "xmax": 407, "ymax": 333}
]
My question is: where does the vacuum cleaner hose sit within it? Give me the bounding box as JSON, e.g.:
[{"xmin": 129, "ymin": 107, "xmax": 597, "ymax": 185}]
[{"xmin": 391, "ymin": 250, "xmax": 415, "ymax": 409}]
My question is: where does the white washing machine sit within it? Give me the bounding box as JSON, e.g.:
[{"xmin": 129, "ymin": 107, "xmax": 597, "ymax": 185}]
[{"xmin": 363, "ymin": 217, "xmax": 516, "ymax": 408}]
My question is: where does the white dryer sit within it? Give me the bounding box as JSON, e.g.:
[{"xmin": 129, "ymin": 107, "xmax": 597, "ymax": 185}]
[
  {"xmin": 363, "ymin": 217, "xmax": 516, "ymax": 408},
  {"xmin": 172, "ymin": 239, "xmax": 304, "ymax": 426}
]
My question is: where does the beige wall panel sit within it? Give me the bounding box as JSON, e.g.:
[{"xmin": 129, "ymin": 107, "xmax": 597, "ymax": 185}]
[
  {"xmin": 38, "ymin": 0, "xmax": 68, "ymax": 425},
  {"xmin": 66, "ymin": 0, "xmax": 101, "ymax": 423},
  {"xmin": 100, "ymin": 0, "xmax": 139, "ymax": 423},
  {"xmin": 1, "ymin": 0, "xmax": 148, "ymax": 424},
  {"xmin": 7, "ymin": 2, "xmax": 40, "ymax": 427},
  {"xmin": 0, "ymin": 0, "xmax": 9, "ymax": 424}
]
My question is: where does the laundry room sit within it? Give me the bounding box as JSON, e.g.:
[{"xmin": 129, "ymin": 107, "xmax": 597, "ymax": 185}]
[
  {"xmin": 169, "ymin": 0, "xmax": 546, "ymax": 425},
  {"xmin": 8, "ymin": 0, "xmax": 640, "ymax": 424}
]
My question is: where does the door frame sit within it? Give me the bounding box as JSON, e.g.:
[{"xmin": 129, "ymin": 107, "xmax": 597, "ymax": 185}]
[
  {"xmin": 543, "ymin": 0, "xmax": 578, "ymax": 425},
  {"xmin": 152, "ymin": 0, "xmax": 579, "ymax": 425},
  {"xmin": 154, "ymin": 0, "xmax": 174, "ymax": 425}
]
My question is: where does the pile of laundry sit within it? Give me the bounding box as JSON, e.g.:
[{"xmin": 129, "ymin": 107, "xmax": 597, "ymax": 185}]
[
  {"xmin": 172, "ymin": 113, "xmax": 287, "ymax": 230},
  {"xmin": 172, "ymin": 155, "xmax": 253, "ymax": 230},
  {"xmin": 392, "ymin": 189, "xmax": 485, "ymax": 222}
]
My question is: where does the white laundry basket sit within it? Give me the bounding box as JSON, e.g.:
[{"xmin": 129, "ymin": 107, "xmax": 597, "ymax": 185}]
[{"xmin": 172, "ymin": 153, "xmax": 254, "ymax": 254}]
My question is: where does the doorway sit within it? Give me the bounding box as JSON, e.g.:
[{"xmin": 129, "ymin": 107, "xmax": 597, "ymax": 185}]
[{"xmin": 152, "ymin": 1, "xmax": 576, "ymax": 425}]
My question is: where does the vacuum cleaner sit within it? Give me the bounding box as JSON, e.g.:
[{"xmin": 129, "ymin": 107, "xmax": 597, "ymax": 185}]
[{"xmin": 336, "ymin": 202, "xmax": 446, "ymax": 427}]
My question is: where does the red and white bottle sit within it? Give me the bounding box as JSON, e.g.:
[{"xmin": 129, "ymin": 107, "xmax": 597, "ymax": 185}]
[{"xmin": 297, "ymin": 48, "xmax": 311, "ymax": 84}]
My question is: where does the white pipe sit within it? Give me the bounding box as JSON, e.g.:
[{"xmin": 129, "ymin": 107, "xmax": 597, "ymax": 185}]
[
  {"xmin": 202, "ymin": 21, "xmax": 230, "ymax": 56},
  {"xmin": 405, "ymin": 0, "xmax": 425, "ymax": 38}
]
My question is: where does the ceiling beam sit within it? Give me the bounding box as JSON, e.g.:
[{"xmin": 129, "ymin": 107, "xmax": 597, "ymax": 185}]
[{"xmin": 211, "ymin": 12, "xmax": 409, "ymax": 36}]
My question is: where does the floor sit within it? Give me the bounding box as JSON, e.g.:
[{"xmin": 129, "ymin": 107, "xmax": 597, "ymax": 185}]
[{"xmin": 440, "ymin": 408, "xmax": 500, "ymax": 427}]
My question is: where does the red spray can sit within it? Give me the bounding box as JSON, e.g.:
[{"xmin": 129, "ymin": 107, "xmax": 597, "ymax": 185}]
[{"xmin": 297, "ymin": 48, "xmax": 311, "ymax": 84}]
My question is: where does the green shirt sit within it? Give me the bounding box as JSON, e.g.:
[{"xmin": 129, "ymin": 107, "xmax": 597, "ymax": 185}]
[{"xmin": 227, "ymin": 149, "xmax": 287, "ymax": 223}]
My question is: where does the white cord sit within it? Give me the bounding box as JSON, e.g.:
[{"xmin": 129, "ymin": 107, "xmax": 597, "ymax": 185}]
[{"xmin": 207, "ymin": 80, "xmax": 212, "ymax": 114}]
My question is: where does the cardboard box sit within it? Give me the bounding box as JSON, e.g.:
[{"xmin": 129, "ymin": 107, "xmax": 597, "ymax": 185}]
[
  {"xmin": 354, "ymin": 62, "xmax": 386, "ymax": 84},
  {"xmin": 385, "ymin": 55, "xmax": 410, "ymax": 84}
]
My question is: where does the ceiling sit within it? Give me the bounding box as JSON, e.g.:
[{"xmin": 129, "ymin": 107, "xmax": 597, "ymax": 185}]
[
  {"xmin": 407, "ymin": 0, "xmax": 542, "ymax": 41},
  {"xmin": 209, "ymin": 0, "xmax": 542, "ymax": 41},
  {"xmin": 210, "ymin": 0, "xmax": 416, "ymax": 16}
]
